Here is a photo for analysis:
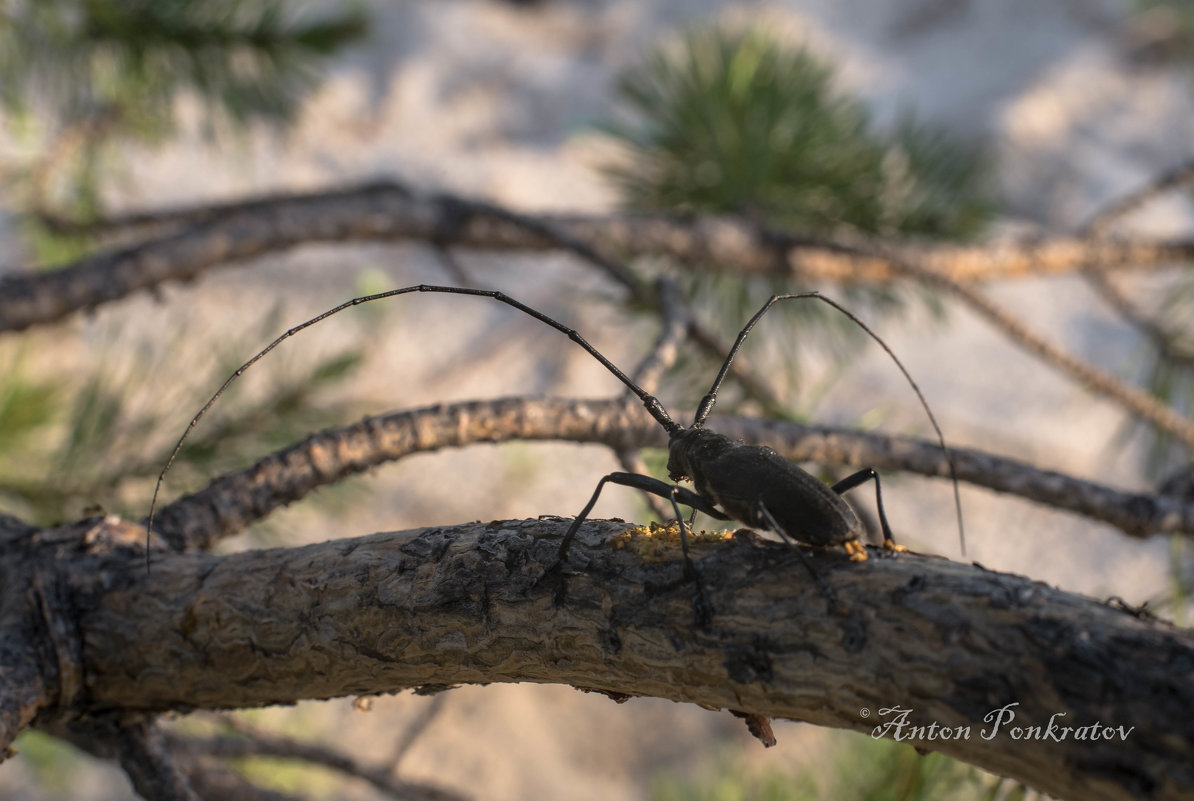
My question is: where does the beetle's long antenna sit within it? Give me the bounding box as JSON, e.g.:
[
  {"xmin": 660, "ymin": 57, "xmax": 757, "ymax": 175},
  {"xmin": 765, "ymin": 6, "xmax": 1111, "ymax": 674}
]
[
  {"xmin": 693, "ymin": 292, "xmax": 965, "ymax": 555},
  {"xmin": 144, "ymin": 284, "xmax": 678, "ymax": 567}
]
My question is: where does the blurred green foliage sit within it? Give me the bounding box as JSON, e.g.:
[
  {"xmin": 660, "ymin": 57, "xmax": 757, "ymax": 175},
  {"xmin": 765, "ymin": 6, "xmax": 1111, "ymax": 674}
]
[
  {"xmin": 0, "ymin": 313, "xmax": 368, "ymax": 528},
  {"xmin": 603, "ymin": 27, "xmax": 993, "ymax": 239},
  {"xmin": 601, "ymin": 27, "xmax": 994, "ymax": 419},
  {"xmin": 651, "ymin": 735, "xmax": 1039, "ymax": 801},
  {"xmin": 0, "ymin": 0, "xmax": 367, "ymax": 234},
  {"xmin": 1131, "ymin": 1, "xmax": 1194, "ymax": 49},
  {"xmin": 10, "ymin": 729, "xmax": 80, "ymax": 796},
  {"xmin": 0, "ymin": 0, "xmax": 373, "ymax": 528}
]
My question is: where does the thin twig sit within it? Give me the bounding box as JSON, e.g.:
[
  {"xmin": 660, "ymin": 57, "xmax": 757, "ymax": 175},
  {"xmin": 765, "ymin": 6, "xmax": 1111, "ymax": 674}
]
[
  {"xmin": 618, "ymin": 277, "xmax": 689, "ymax": 522},
  {"xmin": 1083, "ymin": 159, "xmax": 1194, "ymax": 237},
  {"xmin": 115, "ymin": 719, "xmax": 203, "ymax": 801},
  {"xmin": 42, "ymin": 716, "xmax": 202, "ymax": 801},
  {"xmin": 1079, "ymin": 162, "xmax": 1194, "ymax": 369},
  {"xmin": 430, "ymin": 245, "xmax": 474, "ymax": 287},
  {"xmin": 1082, "ymin": 269, "xmax": 1194, "ymax": 368},
  {"xmin": 171, "ymin": 725, "xmax": 466, "ymax": 801},
  {"xmin": 388, "ymin": 693, "xmax": 449, "ymax": 768},
  {"xmin": 27, "ymin": 109, "xmax": 124, "ymax": 228},
  {"xmin": 626, "ymin": 275, "xmax": 788, "ymax": 418},
  {"xmin": 685, "ymin": 319, "xmax": 788, "ymax": 418},
  {"xmin": 881, "ymin": 253, "xmax": 1194, "ymax": 453},
  {"xmin": 176, "ymin": 759, "xmax": 305, "ymax": 801},
  {"xmin": 627, "ymin": 277, "xmax": 688, "ymax": 393}
]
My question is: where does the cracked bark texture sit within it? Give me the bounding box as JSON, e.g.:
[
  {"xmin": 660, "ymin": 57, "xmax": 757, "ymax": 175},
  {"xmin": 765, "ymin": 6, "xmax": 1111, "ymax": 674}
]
[{"xmin": 4, "ymin": 514, "xmax": 1187, "ymax": 801}]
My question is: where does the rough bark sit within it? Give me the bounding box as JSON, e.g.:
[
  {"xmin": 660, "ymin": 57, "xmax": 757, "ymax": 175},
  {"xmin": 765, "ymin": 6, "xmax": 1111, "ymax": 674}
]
[
  {"xmin": 0, "ymin": 514, "xmax": 66, "ymax": 757},
  {"xmin": 4, "ymin": 181, "xmax": 1193, "ymax": 334},
  {"xmin": 5, "ymin": 512, "xmax": 1191, "ymax": 801}
]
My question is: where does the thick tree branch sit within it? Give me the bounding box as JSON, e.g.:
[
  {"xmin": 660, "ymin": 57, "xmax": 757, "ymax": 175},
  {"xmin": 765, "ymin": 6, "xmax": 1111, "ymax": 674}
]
[
  {"xmin": 0, "ymin": 515, "xmax": 66, "ymax": 758},
  {"xmin": 5, "ymin": 181, "xmax": 1194, "ymax": 334},
  {"xmin": 149, "ymin": 397, "xmax": 1194, "ymax": 552},
  {"xmin": 27, "ymin": 517, "xmax": 1190, "ymax": 801},
  {"xmin": 0, "ymin": 627, "xmax": 47, "ymax": 759}
]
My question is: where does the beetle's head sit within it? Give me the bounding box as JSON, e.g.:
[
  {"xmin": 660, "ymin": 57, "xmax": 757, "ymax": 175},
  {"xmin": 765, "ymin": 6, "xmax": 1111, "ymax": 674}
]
[
  {"xmin": 665, "ymin": 427, "xmax": 696, "ymax": 482},
  {"xmin": 667, "ymin": 427, "xmax": 732, "ymax": 483}
]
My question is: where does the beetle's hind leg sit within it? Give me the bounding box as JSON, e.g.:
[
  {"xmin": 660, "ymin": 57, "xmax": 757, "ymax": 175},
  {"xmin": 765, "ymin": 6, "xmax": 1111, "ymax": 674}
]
[
  {"xmin": 831, "ymin": 468, "xmax": 907, "ymax": 553},
  {"xmin": 758, "ymin": 502, "xmax": 841, "ymax": 614}
]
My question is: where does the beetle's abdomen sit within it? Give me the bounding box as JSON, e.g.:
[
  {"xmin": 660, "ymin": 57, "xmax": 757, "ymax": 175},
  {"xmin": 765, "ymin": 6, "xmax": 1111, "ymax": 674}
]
[{"xmin": 693, "ymin": 444, "xmax": 861, "ymax": 546}]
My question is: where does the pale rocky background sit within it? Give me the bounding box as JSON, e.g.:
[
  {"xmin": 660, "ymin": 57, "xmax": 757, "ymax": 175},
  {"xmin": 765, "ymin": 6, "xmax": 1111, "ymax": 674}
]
[{"xmin": 2, "ymin": 0, "xmax": 1193, "ymax": 798}]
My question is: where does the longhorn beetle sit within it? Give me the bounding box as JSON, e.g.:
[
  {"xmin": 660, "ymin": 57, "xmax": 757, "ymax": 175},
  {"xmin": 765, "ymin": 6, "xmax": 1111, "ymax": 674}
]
[{"xmin": 147, "ymin": 284, "xmax": 964, "ymax": 623}]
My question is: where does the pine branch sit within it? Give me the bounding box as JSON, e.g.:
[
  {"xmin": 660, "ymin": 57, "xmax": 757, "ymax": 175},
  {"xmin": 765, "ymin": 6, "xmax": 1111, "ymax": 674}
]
[
  {"xmin": 146, "ymin": 397, "xmax": 1194, "ymax": 554},
  {"xmin": 8, "ymin": 515, "xmax": 1188, "ymax": 801},
  {"xmin": 14, "ymin": 179, "xmax": 1194, "ymax": 457},
  {"xmin": 6, "ymin": 181, "xmax": 1194, "ymax": 335}
]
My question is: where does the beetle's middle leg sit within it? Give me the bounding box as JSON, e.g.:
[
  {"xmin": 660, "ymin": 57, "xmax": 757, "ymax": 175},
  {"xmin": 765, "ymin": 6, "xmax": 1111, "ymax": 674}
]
[
  {"xmin": 831, "ymin": 468, "xmax": 907, "ymax": 554},
  {"xmin": 665, "ymin": 485, "xmax": 719, "ymax": 628}
]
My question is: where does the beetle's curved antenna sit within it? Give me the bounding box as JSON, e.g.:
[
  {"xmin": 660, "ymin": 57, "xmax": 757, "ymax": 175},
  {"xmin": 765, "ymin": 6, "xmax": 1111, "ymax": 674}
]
[
  {"xmin": 144, "ymin": 284, "xmax": 680, "ymax": 565},
  {"xmin": 692, "ymin": 292, "xmax": 966, "ymax": 555}
]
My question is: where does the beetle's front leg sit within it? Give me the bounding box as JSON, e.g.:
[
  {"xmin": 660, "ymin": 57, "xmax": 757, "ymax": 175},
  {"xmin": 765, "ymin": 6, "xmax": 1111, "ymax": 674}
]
[{"xmin": 532, "ymin": 472, "xmax": 727, "ymax": 617}]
